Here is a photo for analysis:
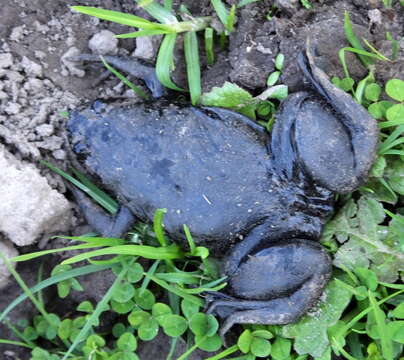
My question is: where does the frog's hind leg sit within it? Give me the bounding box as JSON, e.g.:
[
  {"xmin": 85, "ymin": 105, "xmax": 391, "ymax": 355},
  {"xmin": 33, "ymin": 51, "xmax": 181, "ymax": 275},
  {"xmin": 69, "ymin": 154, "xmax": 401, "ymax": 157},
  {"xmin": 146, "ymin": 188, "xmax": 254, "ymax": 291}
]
[
  {"xmin": 69, "ymin": 185, "xmax": 135, "ymax": 238},
  {"xmin": 207, "ymin": 228, "xmax": 331, "ymax": 335},
  {"xmin": 68, "ymin": 54, "xmax": 164, "ymax": 98},
  {"xmin": 210, "ymin": 269, "xmax": 328, "ymax": 336}
]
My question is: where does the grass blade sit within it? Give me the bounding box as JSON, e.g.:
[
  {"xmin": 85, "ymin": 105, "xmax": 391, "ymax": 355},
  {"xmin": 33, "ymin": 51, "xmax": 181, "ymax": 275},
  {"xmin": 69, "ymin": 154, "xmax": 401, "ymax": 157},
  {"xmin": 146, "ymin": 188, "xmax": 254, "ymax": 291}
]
[
  {"xmin": 211, "ymin": 0, "xmax": 229, "ymax": 31},
  {"xmin": 72, "ymin": 6, "xmax": 166, "ymax": 29},
  {"xmin": 368, "ymin": 290, "xmax": 393, "ymax": 360},
  {"xmin": 153, "ymin": 208, "xmax": 168, "ymax": 246},
  {"xmin": 134, "ymin": 0, "xmax": 178, "ymax": 24},
  {"xmin": 184, "ymin": 30, "xmax": 201, "ymax": 105},
  {"xmin": 12, "ymin": 243, "xmax": 109, "ymax": 262},
  {"xmin": 100, "ymin": 56, "xmax": 150, "ymax": 99},
  {"xmin": 0, "ymin": 265, "xmax": 110, "ymax": 323},
  {"xmin": 116, "ymin": 29, "xmax": 173, "ymax": 38},
  {"xmin": 61, "ymin": 244, "xmax": 184, "ymax": 265},
  {"xmin": 227, "ymin": 5, "xmax": 236, "ymax": 32},
  {"xmin": 61, "ymin": 261, "xmax": 132, "ymax": 360},
  {"xmin": 145, "ymin": 273, "xmax": 204, "ymax": 306},
  {"xmin": 41, "ymin": 160, "xmax": 118, "ymax": 214},
  {"xmin": 70, "ymin": 168, "xmax": 118, "ymax": 214},
  {"xmin": 205, "ymin": 28, "xmax": 215, "ymax": 65},
  {"xmin": 156, "ymin": 34, "xmax": 184, "ymax": 91},
  {"xmin": 339, "ymin": 47, "xmax": 387, "ymax": 78},
  {"xmin": 344, "ymin": 11, "xmax": 373, "ymax": 68},
  {"xmin": 0, "ymin": 339, "xmax": 34, "ymax": 349}
]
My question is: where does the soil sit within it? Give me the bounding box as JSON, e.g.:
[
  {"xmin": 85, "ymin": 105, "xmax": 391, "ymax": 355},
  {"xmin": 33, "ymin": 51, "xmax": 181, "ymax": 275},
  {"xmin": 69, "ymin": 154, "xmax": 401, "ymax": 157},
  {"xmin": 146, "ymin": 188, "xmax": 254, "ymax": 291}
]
[{"xmin": 0, "ymin": 0, "xmax": 403, "ymax": 359}]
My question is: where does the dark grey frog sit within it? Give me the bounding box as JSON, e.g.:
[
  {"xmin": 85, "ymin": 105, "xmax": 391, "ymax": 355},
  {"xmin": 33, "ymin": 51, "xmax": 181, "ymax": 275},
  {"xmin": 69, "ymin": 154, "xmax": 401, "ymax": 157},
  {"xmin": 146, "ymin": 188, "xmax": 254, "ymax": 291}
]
[{"xmin": 67, "ymin": 47, "xmax": 378, "ymax": 334}]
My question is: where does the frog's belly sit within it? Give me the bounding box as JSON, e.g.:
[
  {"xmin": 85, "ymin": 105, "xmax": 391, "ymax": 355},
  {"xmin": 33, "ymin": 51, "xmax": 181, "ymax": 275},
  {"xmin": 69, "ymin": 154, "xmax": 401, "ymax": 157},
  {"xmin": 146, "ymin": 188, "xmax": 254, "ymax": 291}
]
[{"xmin": 69, "ymin": 103, "xmax": 273, "ymax": 241}]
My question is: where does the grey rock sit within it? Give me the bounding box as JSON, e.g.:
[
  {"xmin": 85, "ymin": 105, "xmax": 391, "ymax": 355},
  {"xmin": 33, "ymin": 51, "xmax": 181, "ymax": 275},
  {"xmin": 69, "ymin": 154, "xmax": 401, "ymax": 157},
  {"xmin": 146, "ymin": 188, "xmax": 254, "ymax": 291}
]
[
  {"xmin": 0, "ymin": 53, "xmax": 13, "ymax": 69},
  {"xmin": 88, "ymin": 30, "xmax": 119, "ymax": 55},
  {"xmin": 0, "ymin": 144, "xmax": 72, "ymax": 246},
  {"xmin": 61, "ymin": 47, "xmax": 86, "ymax": 77},
  {"xmin": 134, "ymin": 35, "xmax": 162, "ymax": 60},
  {"xmin": 0, "ymin": 238, "xmax": 18, "ymax": 289}
]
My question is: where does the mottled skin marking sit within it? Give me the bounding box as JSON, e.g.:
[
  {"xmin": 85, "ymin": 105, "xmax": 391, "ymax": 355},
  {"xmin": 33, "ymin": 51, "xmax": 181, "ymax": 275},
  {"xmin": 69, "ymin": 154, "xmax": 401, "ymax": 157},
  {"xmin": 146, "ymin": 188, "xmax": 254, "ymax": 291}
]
[{"xmin": 67, "ymin": 47, "xmax": 378, "ymax": 334}]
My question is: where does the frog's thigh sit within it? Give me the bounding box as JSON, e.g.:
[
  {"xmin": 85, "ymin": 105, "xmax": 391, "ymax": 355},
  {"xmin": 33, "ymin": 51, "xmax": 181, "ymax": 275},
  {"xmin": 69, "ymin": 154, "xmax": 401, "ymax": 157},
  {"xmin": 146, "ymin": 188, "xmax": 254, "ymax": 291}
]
[
  {"xmin": 295, "ymin": 100, "xmax": 355, "ymax": 192},
  {"xmin": 228, "ymin": 239, "xmax": 330, "ymax": 301},
  {"xmin": 211, "ymin": 240, "xmax": 331, "ymax": 333}
]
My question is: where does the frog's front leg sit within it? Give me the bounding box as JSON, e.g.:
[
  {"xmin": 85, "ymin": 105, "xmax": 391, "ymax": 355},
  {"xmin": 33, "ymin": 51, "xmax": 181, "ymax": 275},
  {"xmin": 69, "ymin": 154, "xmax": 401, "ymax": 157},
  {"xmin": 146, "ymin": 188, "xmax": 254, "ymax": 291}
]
[
  {"xmin": 69, "ymin": 54, "xmax": 164, "ymax": 98},
  {"xmin": 69, "ymin": 185, "xmax": 137, "ymax": 238}
]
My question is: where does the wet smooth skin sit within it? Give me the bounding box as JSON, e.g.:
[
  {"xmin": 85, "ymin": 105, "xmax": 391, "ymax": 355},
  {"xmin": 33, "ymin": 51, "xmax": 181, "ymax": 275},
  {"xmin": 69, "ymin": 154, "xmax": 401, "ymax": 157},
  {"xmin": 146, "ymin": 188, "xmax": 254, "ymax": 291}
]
[{"xmin": 67, "ymin": 48, "xmax": 378, "ymax": 334}]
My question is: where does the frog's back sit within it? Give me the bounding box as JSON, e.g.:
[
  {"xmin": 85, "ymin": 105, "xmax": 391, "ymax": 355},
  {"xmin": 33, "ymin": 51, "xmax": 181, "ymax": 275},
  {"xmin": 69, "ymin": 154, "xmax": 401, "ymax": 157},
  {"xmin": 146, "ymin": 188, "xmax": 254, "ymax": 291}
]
[{"xmin": 68, "ymin": 101, "xmax": 273, "ymax": 241}]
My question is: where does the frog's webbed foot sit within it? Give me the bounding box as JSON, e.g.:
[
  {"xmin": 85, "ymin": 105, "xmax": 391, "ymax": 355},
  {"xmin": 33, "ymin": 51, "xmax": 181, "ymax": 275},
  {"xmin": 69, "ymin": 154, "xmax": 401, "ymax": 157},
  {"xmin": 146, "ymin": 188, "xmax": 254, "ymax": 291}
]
[
  {"xmin": 270, "ymin": 46, "xmax": 378, "ymax": 194},
  {"xmin": 68, "ymin": 54, "xmax": 164, "ymax": 98},
  {"xmin": 207, "ymin": 223, "xmax": 331, "ymax": 335},
  {"xmin": 68, "ymin": 184, "xmax": 135, "ymax": 238}
]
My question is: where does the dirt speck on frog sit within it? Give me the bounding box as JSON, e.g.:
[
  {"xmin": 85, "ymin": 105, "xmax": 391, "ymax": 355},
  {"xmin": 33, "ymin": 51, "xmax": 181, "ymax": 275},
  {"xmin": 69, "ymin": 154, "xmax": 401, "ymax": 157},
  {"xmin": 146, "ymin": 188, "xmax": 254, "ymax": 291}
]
[{"xmin": 67, "ymin": 46, "xmax": 378, "ymax": 334}]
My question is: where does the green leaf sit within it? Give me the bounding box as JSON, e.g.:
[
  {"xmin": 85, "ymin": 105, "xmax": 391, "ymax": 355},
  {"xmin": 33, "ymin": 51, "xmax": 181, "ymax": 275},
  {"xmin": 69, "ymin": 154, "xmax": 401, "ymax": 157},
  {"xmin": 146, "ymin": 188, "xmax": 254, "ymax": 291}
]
[
  {"xmin": 392, "ymin": 303, "xmax": 404, "ymax": 319},
  {"xmin": 126, "ymin": 263, "xmax": 144, "ymax": 283},
  {"xmin": 340, "ymin": 77, "xmax": 354, "ymax": 92},
  {"xmin": 196, "ymin": 334, "xmax": 222, "ymax": 351},
  {"xmin": 111, "ymin": 299, "xmax": 135, "ymax": 314},
  {"xmin": 181, "ymin": 299, "xmax": 200, "ymax": 319},
  {"xmin": 368, "ymin": 102, "xmax": 383, "ymax": 119},
  {"xmin": 252, "ymin": 330, "xmax": 273, "ymax": 340},
  {"xmin": 160, "ymin": 314, "xmax": 188, "ymax": 337},
  {"xmin": 23, "ymin": 326, "xmax": 38, "ymax": 341},
  {"xmin": 282, "ymin": 278, "xmax": 352, "ymax": 357},
  {"xmin": 365, "ymin": 83, "xmax": 382, "ymax": 102},
  {"xmin": 112, "ymin": 282, "xmax": 135, "ymax": 303},
  {"xmin": 354, "ymin": 267, "xmax": 378, "ymax": 291},
  {"xmin": 271, "ymin": 337, "xmax": 291, "ymax": 360},
  {"xmin": 385, "ymin": 79, "xmax": 404, "ymax": 102},
  {"xmin": 117, "ymin": 332, "xmax": 137, "ymax": 351},
  {"xmin": 152, "ymin": 302, "xmax": 172, "ymax": 322},
  {"xmin": 250, "ymin": 337, "xmax": 271, "ymax": 357},
  {"xmin": 77, "ymin": 301, "xmax": 94, "ymax": 313},
  {"xmin": 267, "ymin": 71, "xmax": 281, "ymax": 86},
  {"xmin": 200, "ymin": 82, "xmax": 255, "ymax": 119},
  {"xmin": 275, "ymin": 53, "xmax": 285, "ymax": 71},
  {"xmin": 128, "ymin": 310, "xmax": 150, "ymax": 327},
  {"xmin": 386, "ymin": 159, "xmax": 404, "ymax": 195},
  {"xmin": 238, "ymin": 329, "xmax": 253, "ymax": 354},
  {"xmin": 369, "ymin": 156, "xmax": 386, "ymax": 178},
  {"xmin": 134, "ymin": 288, "xmax": 156, "ymax": 310},
  {"xmin": 112, "ymin": 323, "xmax": 127, "ymax": 338},
  {"xmin": 386, "ymin": 104, "xmax": 404, "ymax": 123},
  {"xmin": 386, "ymin": 321, "xmax": 404, "ymax": 343},
  {"xmin": 138, "ymin": 318, "xmax": 159, "ymax": 341},
  {"xmin": 86, "ymin": 334, "xmax": 105, "ymax": 348},
  {"xmin": 58, "ymin": 319, "xmax": 72, "ymax": 340},
  {"xmin": 190, "ymin": 313, "xmax": 209, "ymax": 336}
]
